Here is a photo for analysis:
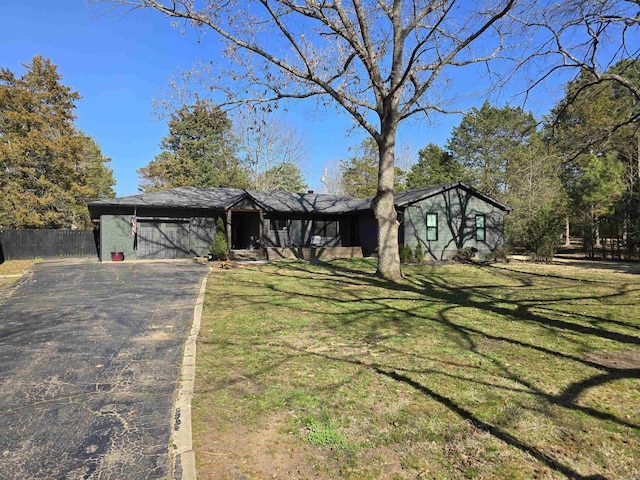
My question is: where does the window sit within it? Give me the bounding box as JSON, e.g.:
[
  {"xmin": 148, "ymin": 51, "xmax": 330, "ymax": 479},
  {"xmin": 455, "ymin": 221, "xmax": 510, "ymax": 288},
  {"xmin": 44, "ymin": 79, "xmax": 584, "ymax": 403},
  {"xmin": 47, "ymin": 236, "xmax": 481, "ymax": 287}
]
[
  {"xmin": 426, "ymin": 213, "xmax": 438, "ymax": 241},
  {"xmin": 313, "ymin": 219, "xmax": 338, "ymax": 238},
  {"xmin": 475, "ymin": 214, "xmax": 486, "ymax": 241},
  {"xmin": 270, "ymin": 218, "xmax": 288, "ymax": 231}
]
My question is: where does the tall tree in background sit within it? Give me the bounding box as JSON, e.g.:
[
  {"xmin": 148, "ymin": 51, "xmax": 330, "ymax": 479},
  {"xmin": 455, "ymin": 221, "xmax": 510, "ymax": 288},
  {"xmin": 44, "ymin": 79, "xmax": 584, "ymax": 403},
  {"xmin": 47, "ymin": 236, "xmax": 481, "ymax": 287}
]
[
  {"xmin": 234, "ymin": 110, "xmax": 309, "ymax": 191},
  {"xmin": 514, "ymin": 0, "xmax": 639, "ymax": 133},
  {"xmin": 515, "ymin": 1, "xmax": 639, "ymax": 256},
  {"xmin": 501, "ymin": 136, "xmax": 565, "ymax": 258},
  {"xmin": 406, "ymin": 143, "xmax": 466, "ymax": 189},
  {"xmin": 444, "ymin": 102, "xmax": 565, "ymax": 258},
  {"xmin": 138, "ymin": 100, "xmax": 249, "ymax": 192},
  {"xmin": 101, "ymin": 0, "xmax": 521, "ymax": 280},
  {"xmin": 340, "ymin": 138, "xmax": 405, "ymax": 198},
  {"xmin": 446, "ymin": 101, "xmax": 538, "ymax": 198},
  {"xmin": 339, "ymin": 138, "xmax": 379, "ymax": 198},
  {"xmin": 254, "ymin": 162, "xmax": 308, "ymax": 192},
  {"xmin": 0, "ymin": 55, "xmax": 114, "ymax": 229},
  {"xmin": 320, "ymin": 159, "xmax": 344, "ymax": 195}
]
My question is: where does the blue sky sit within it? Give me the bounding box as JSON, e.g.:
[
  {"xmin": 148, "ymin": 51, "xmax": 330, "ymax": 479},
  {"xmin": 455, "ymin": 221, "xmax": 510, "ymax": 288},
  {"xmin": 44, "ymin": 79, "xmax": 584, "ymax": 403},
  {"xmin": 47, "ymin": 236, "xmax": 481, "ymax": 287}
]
[{"xmin": 2, "ymin": 0, "xmax": 570, "ymax": 197}]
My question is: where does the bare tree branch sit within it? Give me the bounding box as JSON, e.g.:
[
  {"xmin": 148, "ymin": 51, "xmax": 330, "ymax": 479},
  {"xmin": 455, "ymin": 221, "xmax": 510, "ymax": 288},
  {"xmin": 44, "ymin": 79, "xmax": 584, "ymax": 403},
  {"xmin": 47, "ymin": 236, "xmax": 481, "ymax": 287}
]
[{"xmin": 508, "ymin": 0, "xmax": 640, "ymax": 112}]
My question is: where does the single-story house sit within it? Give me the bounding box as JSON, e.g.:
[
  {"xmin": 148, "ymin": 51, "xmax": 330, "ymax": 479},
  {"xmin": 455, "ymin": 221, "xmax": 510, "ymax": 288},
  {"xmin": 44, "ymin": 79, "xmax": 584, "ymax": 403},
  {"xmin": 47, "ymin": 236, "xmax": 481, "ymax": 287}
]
[{"xmin": 87, "ymin": 182, "xmax": 510, "ymax": 262}]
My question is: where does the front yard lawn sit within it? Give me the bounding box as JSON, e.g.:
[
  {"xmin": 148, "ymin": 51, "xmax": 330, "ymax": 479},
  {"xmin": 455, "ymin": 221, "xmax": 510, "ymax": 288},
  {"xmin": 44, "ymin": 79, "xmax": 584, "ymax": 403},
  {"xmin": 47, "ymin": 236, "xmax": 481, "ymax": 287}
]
[{"xmin": 193, "ymin": 258, "xmax": 640, "ymax": 479}]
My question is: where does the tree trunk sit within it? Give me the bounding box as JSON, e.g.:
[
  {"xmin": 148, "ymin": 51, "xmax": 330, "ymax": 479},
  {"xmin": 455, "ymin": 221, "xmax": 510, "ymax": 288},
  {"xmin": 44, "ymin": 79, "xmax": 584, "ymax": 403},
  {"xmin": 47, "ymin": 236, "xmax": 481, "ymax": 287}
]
[
  {"xmin": 564, "ymin": 215, "xmax": 571, "ymax": 247},
  {"xmin": 372, "ymin": 128, "xmax": 402, "ymax": 281}
]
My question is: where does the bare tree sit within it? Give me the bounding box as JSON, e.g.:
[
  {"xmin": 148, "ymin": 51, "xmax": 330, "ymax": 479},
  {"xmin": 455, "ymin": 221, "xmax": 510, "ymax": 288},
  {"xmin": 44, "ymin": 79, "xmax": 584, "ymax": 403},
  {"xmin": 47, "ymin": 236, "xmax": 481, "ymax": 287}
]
[
  {"xmin": 98, "ymin": 0, "xmax": 522, "ymax": 279},
  {"xmin": 320, "ymin": 159, "xmax": 344, "ymax": 194},
  {"xmin": 234, "ymin": 108, "xmax": 309, "ymax": 190},
  {"xmin": 512, "ymin": 0, "xmax": 640, "ymax": 132}
]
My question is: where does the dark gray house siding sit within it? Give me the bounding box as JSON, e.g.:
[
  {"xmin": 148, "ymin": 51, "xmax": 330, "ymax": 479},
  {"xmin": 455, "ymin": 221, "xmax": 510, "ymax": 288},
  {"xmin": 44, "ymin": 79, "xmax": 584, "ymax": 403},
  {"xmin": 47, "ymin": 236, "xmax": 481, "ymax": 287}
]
[
  {"xmin": 262, "ymin": 214, "xmax": 363, "ymax": 248},
  {"xmin": 400, "ymin": 184, "xmax": 509, "ymax": 260},
  {"xmin": 359, "ymin": 211, "xmax": 378, "ymax": 257}
]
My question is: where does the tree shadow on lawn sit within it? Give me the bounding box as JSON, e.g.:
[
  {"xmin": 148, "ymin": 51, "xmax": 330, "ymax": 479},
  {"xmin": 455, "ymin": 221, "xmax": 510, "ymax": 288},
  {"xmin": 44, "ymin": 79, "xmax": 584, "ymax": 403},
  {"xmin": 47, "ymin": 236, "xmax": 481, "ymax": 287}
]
[
  {"xmin": 204, "ymin": 260, "xmax": 640, "ymax": 479},
  {"xmin": 305, "ymin": 259, "xmax": 640, "ymax": 347}
]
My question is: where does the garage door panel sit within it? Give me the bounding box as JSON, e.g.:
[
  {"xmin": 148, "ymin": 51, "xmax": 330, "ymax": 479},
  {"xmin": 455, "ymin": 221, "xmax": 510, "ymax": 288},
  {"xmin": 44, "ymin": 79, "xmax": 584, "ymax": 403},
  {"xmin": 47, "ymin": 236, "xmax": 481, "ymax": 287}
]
[{"xmin": 137, "ymin": 221, "xmax": 190, "ymax": 260}]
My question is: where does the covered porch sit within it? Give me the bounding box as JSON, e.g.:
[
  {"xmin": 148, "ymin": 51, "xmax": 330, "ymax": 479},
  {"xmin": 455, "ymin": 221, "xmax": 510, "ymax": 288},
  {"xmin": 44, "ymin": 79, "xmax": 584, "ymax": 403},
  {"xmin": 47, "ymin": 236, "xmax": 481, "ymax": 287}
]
[{"xmin": 224, "ymin": 207, "xmax": 366, "ymax": 261}]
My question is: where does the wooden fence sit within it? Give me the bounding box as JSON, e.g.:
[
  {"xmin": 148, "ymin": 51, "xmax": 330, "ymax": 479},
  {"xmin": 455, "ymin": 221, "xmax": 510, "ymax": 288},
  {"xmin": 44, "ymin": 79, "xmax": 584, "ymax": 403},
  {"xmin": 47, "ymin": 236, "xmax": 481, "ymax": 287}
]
[{"xmin": 0, "ymin": 229, "xmax": 98, "ymax": 261}]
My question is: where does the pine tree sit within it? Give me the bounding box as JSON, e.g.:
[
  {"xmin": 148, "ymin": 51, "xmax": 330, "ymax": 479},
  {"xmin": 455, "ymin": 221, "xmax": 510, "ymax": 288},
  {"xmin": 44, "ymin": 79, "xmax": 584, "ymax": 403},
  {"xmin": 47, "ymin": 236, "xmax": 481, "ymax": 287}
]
[
  {"xmin": 340, "ymin": 138, "xmax": 405, "ymax": 198},
  {"xmin": 406, "ymin": 143, "xmax": 466, "ymax": 189},
  {"xmin": 548, "ymin": 60, "xmax": 640, "ymax": 256},
  {"xmin": 447, "ymin": 101, "xmax": 538, "ymax": 198},
  {"xmin": 138, "ymin": 101, "xmax": 249, "ymax": 191},
  {"xmin": 254, "ymin": 162, "xmax": 308, "ymax": 192}
]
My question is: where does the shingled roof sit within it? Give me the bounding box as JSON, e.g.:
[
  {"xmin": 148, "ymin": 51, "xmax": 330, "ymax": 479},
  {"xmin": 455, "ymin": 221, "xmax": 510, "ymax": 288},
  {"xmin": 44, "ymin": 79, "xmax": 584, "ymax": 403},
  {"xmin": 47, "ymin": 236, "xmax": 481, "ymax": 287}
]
[
  {"xmin": 88, "ymin": 186, "xmax": 370, "ymax": 214},
  {"xmin": 88, "ymin": 186, "xmax": 246, "ymax": 209},
  {"xmin": 247, "ymin": 190, "xmax": 370, "ymax": 214},
  {"xmin": 88, "ymin": 183, "xmax": 509, "ymax": 214}
]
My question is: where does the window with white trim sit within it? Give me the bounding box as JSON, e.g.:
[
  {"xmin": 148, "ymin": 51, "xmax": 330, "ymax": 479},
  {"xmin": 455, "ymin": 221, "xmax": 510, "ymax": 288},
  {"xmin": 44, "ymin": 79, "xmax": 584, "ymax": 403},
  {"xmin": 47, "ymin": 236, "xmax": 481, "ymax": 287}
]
[
  {"xmin": 426, "ymin": 213, "xmax": 438, "ymax": 241},
  {"xmin": 475, "ymin": 214, "xmax": 486, "ymax": 241}
]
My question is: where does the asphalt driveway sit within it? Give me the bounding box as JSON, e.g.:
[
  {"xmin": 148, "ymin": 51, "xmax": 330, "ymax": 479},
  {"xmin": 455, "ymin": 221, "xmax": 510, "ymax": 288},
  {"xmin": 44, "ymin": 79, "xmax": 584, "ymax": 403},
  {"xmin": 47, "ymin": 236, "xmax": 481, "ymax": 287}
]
[{"xmin": 0, "ymin": 259, "xmax": 209, "ymax": 479}]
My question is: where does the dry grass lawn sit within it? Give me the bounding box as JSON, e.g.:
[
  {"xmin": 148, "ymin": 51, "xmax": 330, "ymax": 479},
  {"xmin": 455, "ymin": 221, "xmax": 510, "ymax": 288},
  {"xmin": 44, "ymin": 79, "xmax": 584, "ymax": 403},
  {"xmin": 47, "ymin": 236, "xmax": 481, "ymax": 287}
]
[
  {"xmin": 0, "ymin": 259, "xmax": 38, "ymax": 291},
  {"xmin": 193, "ymin": 258, "xmax": 640, "ymax": 479}
]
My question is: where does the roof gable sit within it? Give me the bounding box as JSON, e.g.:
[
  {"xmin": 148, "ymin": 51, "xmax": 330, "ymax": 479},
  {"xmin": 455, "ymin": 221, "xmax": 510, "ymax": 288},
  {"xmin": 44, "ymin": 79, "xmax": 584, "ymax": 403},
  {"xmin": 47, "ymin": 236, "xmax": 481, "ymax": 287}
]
[{"xmin": 393, "ymin": 182, "xmax": 511, "ymax": 212}]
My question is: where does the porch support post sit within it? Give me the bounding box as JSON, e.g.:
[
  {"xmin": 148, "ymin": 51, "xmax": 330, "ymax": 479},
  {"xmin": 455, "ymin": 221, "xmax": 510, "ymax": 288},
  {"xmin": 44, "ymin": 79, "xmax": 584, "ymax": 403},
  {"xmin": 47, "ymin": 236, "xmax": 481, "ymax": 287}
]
[
  {"xmin": 259, "ymin": 210, "xmax": 264, "ymax": 247},
  {"xmin": 226, "ymin": 209, "xmax": 232, "ymax": 250}
]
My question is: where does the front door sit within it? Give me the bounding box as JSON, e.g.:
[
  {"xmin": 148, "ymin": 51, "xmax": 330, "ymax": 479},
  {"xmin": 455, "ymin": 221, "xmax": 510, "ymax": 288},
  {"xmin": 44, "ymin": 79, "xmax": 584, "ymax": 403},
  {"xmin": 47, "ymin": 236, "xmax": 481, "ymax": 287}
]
[{"xmin": 231, "ymin": 212, "xmax": 261, "ymax": 250}]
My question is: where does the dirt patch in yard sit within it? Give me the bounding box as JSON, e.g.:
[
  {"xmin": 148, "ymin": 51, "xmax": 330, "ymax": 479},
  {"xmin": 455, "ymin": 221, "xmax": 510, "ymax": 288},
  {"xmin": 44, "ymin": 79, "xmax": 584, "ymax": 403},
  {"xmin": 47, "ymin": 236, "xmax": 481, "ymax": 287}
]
[
  {"xmin": 584, "ymin": 349, "xmax": 640, "ymax": 369},
  {"xmin": 196, "ymin": 413, "xmax": 342, "ymax": 480}
]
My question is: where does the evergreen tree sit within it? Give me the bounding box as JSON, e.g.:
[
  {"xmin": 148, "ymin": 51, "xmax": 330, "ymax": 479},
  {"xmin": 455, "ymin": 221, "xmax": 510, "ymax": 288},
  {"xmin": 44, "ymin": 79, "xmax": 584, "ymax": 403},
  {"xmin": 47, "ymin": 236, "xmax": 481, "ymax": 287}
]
[
  {"xmin": 447, "ymin": 101, "xmax": 538, "ymax": 197},
  {"xmin": 406, "ymin": 143, "xmax": 466, "ymax": 189},
  {"xmin": 253, "ymin": 162, "xmax": 308, "ymax": 192},
  {"xmin": 138, "ymin": 100, "xmax": 249, "ymax": 191},
  {"xmin": 340, "ymin": 138, "xmax": 405, "ymax": 198},
  {"xmin": 548, "ymin": 60, "xmax": 640, "ymax": 256},
  {"xmin": 0, "ymin": 56, "xmax": 115, "ymax": 229},
  {"xmin": 209, "ymin": 217, "xmax": 230, "ymax": 260},
  {"xmin": 501, "ymin": 136, "xmax": 566, "ymax": 256},
  {"xmin": 445, "ymin": 102, "xmax": 565, "ymax": 258}
]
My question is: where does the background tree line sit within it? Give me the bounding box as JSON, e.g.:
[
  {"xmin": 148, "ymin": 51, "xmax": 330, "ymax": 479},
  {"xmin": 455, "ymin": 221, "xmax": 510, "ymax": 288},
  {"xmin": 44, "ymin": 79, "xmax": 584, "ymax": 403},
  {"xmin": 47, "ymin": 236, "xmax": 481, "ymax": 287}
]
[
  {"xmin": 3, "ymin": 54, "xmax": 637, "ymax": 262},
  {"xmin": 0, "ymin": 56, "xmax": 310, "ymax": 233}
]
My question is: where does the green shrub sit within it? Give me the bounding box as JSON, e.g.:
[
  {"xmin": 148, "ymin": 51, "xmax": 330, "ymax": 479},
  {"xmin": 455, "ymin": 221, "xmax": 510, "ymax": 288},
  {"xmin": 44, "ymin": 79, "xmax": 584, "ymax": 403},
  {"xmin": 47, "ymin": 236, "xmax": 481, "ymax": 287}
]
[
  {"xmin": 399, "ymin": 244, "xmax": 413, "ymax": 264},
  {"xmin": 450, "ymin": 246, "xmax": 478, "ymax": 262},
  {"xmin": 484, "ymin": 244, "xmax": 510, "ymax": 262},
  {"xmin": 414, "ymin": 243, "xmax": 424, "ymax": 264},
  {"xmin": 523, "ymin": 207, "xmax": 562, "ymax": 262},
  {"xmin": 209, "ymin": 217, "xmax": 230, "ymax": 260}
]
